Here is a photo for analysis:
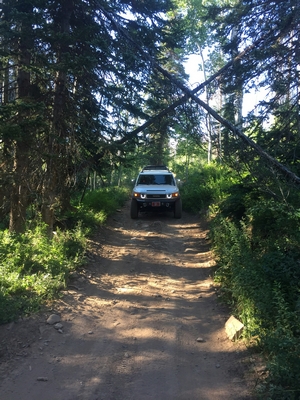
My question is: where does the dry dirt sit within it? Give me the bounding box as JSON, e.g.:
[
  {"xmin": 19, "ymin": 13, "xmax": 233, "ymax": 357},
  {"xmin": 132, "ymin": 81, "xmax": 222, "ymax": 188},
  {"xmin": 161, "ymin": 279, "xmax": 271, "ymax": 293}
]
[{"xmin": 0, "ymin": 202, "xmax": 258, "ymax": 400}]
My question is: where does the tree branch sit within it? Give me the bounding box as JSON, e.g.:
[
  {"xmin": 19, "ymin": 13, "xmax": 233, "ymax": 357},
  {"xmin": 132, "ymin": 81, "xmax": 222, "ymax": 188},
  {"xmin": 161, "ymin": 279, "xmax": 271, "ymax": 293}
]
[{"xmin": 102, "ymin": 9, "xmax": 300, "ymax": 185}]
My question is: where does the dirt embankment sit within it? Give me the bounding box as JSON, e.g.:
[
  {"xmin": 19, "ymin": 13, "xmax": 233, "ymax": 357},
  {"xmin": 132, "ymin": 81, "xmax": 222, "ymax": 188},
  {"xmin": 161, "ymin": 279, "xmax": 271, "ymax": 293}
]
[{"xmin": 0, "ymin": 203, "xmax": 257, "ymax": 400}]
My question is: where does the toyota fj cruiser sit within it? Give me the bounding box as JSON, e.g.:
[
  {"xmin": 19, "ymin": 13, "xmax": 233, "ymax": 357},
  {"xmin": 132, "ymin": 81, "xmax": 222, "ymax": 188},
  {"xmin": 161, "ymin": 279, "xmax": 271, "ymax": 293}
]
[{"xmin": 130, "ymin": 165, "xmax": 182, "ymax": 219}]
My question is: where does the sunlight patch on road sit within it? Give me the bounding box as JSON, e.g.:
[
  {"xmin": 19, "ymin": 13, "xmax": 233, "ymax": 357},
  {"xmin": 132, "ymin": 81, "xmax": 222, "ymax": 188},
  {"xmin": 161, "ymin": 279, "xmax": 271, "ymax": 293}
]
[{"xmin": 116, "ymin": 287, "xmax": 139, "ymax": 294}]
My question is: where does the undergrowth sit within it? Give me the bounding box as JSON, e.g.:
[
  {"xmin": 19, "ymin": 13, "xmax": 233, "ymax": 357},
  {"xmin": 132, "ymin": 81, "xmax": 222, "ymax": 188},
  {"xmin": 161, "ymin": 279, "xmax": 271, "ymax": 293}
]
[
  {"xmin": 180, "ymin": 164, "xmax": 233, "ymax": 213},
  {"xmin": 182, "ymin": 164, "xmax": 300, "ymax": 398},
  {"xmin": 211, "ymin": 189, "xmax": 300, "ymax": 398},
  {"xmin": 0, "ymin": 186, "xmax": 129, "ymax": 324}
]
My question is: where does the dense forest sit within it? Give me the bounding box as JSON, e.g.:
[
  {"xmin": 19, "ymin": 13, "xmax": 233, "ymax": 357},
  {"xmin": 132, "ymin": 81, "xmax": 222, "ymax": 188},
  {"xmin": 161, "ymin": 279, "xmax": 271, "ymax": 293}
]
[{"xmin": 1, "ymin": 0, "xmax": 300, "ymax": 397}]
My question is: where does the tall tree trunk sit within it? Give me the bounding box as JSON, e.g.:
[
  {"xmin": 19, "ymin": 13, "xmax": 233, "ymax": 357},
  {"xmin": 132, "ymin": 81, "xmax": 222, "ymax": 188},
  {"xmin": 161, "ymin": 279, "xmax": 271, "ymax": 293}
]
[
  {"xmin": 9, "ymin": 3, "xmax": 33, "ymax": 233},
  {"xmin": 1, "ymin": 60, "xmax": 9, "ymax": 104},
  {"xmin": 9, "ymin": 142, "xmax": 30, "ymax": 233},
  {"xmin": 41, "ymin": 1, "xmax": 74, "ymax": 236},
  {"xmin": 231, "ymin": 26, "xmax": 243, "ymax": 128},
  {"xmin": 148, "ymin": 119, "xmax": 168, "ymax": 165},
  {"xmin": 198, "ymin": 44, "xmax": 213, "ymax": 163},
  {"xmin": 0, "ymin": 41, "xmax": 11, "ymax": 220}
]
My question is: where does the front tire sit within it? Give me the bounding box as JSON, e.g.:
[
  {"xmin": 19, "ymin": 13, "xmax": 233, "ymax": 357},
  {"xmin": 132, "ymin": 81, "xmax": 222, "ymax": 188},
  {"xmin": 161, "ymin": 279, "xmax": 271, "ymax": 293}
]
[
  {"xmin": 130, "ymin": 199, "xmax": 139, "ymax": 219},
  {"xmin": 174, "ymin": 199, "xmax": 182, "ymax": 219}
]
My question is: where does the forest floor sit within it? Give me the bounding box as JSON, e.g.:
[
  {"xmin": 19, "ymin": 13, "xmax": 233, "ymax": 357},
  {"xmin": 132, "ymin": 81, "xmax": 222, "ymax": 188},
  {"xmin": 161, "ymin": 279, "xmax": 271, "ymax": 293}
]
[{"xmin": 0, "ymin": 202, "xmax": 261, "ymax": 399}]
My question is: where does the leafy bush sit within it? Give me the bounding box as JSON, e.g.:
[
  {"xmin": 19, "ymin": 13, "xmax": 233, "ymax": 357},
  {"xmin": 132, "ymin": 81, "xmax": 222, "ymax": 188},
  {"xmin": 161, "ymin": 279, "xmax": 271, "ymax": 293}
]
[
  {"xmin": 59, "ymin": 187, "xmax": 129, "ymax": 230},
  {"xmin": 82, "ymin": 187, "xmax": 129, "ymax": 213},
  {"xmin": 75, "ymin": 187, "xmax": 129, "ymax": 227},
  {"xmin": 211, "ymin": 217, "xmax": 264, "ymax": 336},
  {"xmin": 0, "ymin": 186, "xmax": 129, "ymax": 324},
  {"xmin": 180, "ymin": 164, "xmax": 234, "ymax": 213},
  {"xmin": 0, "ymin": 223, "xmax": 86, "ymax": 323},
  {"xmin": 217, "ymin": 182, "xmax": 260, "ymax": 223},
  {"xmin": 247, "ymin": 200, "xmax": 300, "ymax": 253},
  {"xmin": 210, "ymin": 182, "xmax": 300, "ymax": 398}
]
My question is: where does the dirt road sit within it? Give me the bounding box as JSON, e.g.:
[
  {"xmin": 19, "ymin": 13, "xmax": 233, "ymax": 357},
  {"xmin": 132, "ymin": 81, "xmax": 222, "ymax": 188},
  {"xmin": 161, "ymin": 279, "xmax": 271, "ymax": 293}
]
[{"xmin": 0, "ymin": 203, "xmax": 255, "ymax": 399}]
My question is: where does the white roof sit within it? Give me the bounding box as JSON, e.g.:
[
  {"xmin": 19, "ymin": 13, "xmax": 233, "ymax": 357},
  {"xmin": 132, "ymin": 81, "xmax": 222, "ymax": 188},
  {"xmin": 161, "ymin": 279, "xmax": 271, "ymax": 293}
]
[{"xmin": 140, "ymin": 170, "xmax": 173, "ymax": 175}]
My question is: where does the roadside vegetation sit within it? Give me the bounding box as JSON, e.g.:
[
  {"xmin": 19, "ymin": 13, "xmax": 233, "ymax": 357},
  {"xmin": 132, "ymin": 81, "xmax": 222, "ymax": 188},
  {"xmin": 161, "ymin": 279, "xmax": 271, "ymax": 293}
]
[
  {"xmin": 180, "ymin": 164, "xmax": 300, "ymax": 399},
  {"xmin": 1, "ymin": 0, "xmax": 300, "ymax": 398},
  {"xmin": 0, "ymin": 187, "xmax": 129, "ymax": 325}
]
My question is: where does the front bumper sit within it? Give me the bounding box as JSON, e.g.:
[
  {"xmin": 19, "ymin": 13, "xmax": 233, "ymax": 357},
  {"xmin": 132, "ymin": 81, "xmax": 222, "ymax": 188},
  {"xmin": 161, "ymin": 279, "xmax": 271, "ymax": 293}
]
[{"xmin": 135, "ymin": 198, "xmax": 178, "ymax": 212}]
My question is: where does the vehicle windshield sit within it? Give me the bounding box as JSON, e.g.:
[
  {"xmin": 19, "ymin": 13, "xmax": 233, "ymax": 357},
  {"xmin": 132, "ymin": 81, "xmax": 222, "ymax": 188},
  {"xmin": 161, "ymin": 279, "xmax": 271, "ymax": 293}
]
[{"xmin": 137, "ymin": 174, "xmax": 174, "ymax": 185}]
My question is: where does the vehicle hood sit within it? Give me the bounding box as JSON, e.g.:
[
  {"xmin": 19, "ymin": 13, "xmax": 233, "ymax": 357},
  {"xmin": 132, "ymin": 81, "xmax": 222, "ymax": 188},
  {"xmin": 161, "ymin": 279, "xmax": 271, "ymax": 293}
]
[{"xmin": 133, "ymin": 185, "xmax": 179, "ymax": 194}]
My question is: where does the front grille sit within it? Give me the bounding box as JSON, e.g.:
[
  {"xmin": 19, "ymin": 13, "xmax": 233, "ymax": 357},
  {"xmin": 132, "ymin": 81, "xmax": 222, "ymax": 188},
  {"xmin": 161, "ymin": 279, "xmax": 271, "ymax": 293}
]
[{"xmin": 147, "ymin": 194, "xmax": 166, "ymax": 199}]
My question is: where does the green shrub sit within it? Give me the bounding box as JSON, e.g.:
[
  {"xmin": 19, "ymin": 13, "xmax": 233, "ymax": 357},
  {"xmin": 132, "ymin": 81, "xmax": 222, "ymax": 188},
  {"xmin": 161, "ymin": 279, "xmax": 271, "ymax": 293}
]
[
  {"xmin": 77, "ymin": 187, "xmax": 129, "ymax": 226},
  {"xmin": 82, "ymin": 187, "xmax": 129, "ymax": 213},
  {"xmin": 0, "ymin": 186, "xmax": 130, "ymax": 324},
  {"xmin": 217, "ymin": 182, "xmax": 260, "ymax": 222},
  {"xmin": 211, "ymin": 197, "xmax": 300, "ymax": 397},
  {"xmin": 62, "ymin": 187, "xmax": 129, "ymax": 230},
  {"xmin": 211, "ymin": 216, "xmax": 264, "ymax": 336},
  {"xmin": 247, "ymin": 200, "xmax": 300, "ymax": 253},
  {"xmin": 261, "ymin": 284, "xmax": 300, "ymax": 399},
  {"xmin": 180, "ymin": 164, "xmax": 234, "ymax": 213},
  {"xmin": 0, "ymin": 223, "xmax": 86, "ymax": 324}
]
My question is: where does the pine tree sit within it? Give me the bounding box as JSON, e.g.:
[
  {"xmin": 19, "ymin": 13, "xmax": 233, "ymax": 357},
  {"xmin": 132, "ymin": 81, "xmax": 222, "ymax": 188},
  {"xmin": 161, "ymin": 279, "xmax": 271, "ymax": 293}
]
[{"xmin": 0, "ymin": 0, "xmax": 184, "ymax": 232}]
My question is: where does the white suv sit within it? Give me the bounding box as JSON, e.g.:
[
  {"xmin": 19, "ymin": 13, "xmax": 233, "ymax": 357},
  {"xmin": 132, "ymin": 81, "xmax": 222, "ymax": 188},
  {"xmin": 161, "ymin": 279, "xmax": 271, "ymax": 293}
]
[{"xmin": 130, "ymin": 165, "xmax": 182, "ymax": 219}]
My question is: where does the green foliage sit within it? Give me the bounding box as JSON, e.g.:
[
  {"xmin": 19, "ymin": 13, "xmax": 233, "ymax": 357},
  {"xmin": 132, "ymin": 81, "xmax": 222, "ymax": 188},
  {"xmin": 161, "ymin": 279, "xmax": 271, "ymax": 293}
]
[
  {"xmin": 1, "ymin": 0, "xmax": 185, "ymax": 233},
  {"xmin": 78, "ymin": 187, "xmax": 130, "ymax": 227},
  {"xmin": 209, "ymin": 167, "xmax": 300, "ymax": 398},
  {"xmin": 0, "ymin": 223, "xmax": 86, "ymax": 324},
  {"xmin": 82, "ymin": 187, "xmax": 128, "ymax": 213},
  {"xmin": 58, "ymin": 187, "xmax": 130, "ymax": 231},
  {"xmin": 0, "ymin": 186, "xmax": 129, "ymax": 324},
  {"xmin": 180, "ymin": 180, "xmax": 213, "ymax": 213},
  {"xmin": 217, "ymin": 181, "xmax": 260, "ymax": 223},
  {"xmin": 248, "ymin": 200, "xmax": 300, "ymax": 253},
  {"xmin": 250, "ymin": 283, "xmax": 300, "ymax": 399},
  {"xmin": 211, "ymin": 217, "xmax": 264, "ymax": 336},
  {"xmin": 179, "ymin": 164, "xmax": 235, "ymax": 213}
]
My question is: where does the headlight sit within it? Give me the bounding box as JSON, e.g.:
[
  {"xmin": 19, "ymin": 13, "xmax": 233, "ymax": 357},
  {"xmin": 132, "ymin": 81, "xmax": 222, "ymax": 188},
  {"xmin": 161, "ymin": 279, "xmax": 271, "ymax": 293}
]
[
  {"xmin": 133, "ymin": 192, "xmax": 146, "ymax": 199},
  {"xmin": 167, "ymin": 192, "xmax": 179, "ymax": 199}
]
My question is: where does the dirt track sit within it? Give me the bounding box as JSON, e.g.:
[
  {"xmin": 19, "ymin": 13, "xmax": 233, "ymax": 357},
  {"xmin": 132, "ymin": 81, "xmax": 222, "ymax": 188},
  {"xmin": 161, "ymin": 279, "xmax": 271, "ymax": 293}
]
[{"xmin": 0, "ymin": 202, "xmax": 256, "ymax": 399}]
